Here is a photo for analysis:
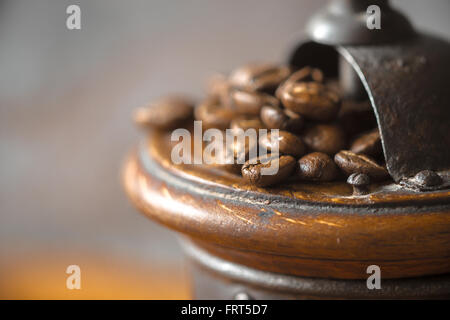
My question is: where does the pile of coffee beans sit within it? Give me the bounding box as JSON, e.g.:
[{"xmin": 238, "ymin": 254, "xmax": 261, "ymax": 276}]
[{"xmin": 136, "ymin": 63, "xmax": 390, "ymax": 191}]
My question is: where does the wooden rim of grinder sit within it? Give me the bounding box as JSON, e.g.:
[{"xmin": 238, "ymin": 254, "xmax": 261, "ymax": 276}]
[{"xmin": 122, "ymin": 0, "xmax": 450, "ymax": 298}]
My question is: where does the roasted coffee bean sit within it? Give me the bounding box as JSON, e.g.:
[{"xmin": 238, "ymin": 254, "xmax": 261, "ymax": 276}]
[
  {"xmin": 275, "ymin": 67, "xmax": 323, "ymax": 99},
  {"xmin": 259, "ymin": 131, "xmax": 306, "ymax": 158},
  {"xmin": 334, "ymin": 150, "xmax": 389, "ymax": 180},
  {"xmin": 228, "ymin": 89, "xmax": 279, "ymax": 116},
  {"xmin": 206, "ymin": 73, "xmax": 232, "ymax": 107},
  {"xmin": 350, "ymin": 128, "xmax": 382, "ymax": 156},
  {"xmin": 194, "ymin": 98, "xmax": 236, "ymax": 130},
  {"xmin": 230, "ymin": 135, "xmax": 259, "ymax": 164},
  {"xmin": 283, "ymin": 66, "xmax": 324, "ymax": 84},
  {"xmin": 338, "ymin": 100, "xmax": 377, "ymax": 135},
  {"xmin": 241, "ymin": 154, "xmax": 296, "ymax": 187},
  {"xmin": 204, "ymin": 142, "xmax": 242, "ymax": 175},
  {"xmin": 260, "ymin": 104, "xmax": 304, "ymax": 133},
  {"xmin": 134, "ymin": 96, "xmax": 194, "ymax": 130},
  {"xmin": 278, "ymin": 82, "xmax": 340, "ymax": 121},
  {"xmin": 204, "ymin": 132, "xmax": 258, "ymax": 166},
  {"xmin": 297, "ymin": 152, "xmax": 338, "ymax": 181},
  {"xmin": 229, "ymin": 63, "xmax": 291, "ymax": 93},
  {"xmin": 302, "ymin": 124, "xmax": 346, "ymax": 155},
  {"xmin": 230, "ymin": 118, "xmax": 265, "ymax": 133},
  {"xmin": 325, "ymin": 79, "xmax": 340, "ymax": 94},
  {"xmin": 214, "ymin": 162, "xmax": 242, "ymax": 175},
  {"xmin": 347, "ymin": 173, "xmax": 371, "ymax": 195}
]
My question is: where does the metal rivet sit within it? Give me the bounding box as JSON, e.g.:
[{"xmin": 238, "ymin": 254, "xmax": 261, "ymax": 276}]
[
  {"xmin": 413, "ymin": 170, "xmax": 442, "ymax": 187},
  {"xmin": 347, "ymin": 173, "xmax": 370, "ymax": 196}
]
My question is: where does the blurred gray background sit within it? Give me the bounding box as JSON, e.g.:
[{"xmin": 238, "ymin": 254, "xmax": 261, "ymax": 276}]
[{"xmin": 1, "ymin": 0, "xmax": 449, "ymax": 298}]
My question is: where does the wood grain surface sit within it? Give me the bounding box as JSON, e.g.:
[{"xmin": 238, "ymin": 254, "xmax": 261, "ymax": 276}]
[{"xmin": 123, "ymin": 129, "xmax": 450, "ymax": 279}]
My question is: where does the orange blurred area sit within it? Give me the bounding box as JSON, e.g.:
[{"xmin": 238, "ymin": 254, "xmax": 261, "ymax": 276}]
[{"xmin": 0, "ymin": 252, "xmax": 190, "ymax": 300}]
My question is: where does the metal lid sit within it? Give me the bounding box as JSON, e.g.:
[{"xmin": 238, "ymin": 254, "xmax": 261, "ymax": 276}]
[
  {"xmin": 306, "ymin": 0, "xmax": 416, "ymax": 45},
  {"xmin": 290, "ymin": 0, "xmax": 450, "ymax": 188}
]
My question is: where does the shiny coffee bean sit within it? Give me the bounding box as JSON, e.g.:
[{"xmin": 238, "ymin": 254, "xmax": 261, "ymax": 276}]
[
  {"xmin": 204, "ymin": 142, "xmax": 242, "ymax": 175},
  {"xmin": 204, "ymin": 131, "xmax": 258, "ymax": 165},
  {"xmin": 334, "ymin": 150, "xmax": 389, "ymax": 180},
  {"xmin": 194, "ymin": 98, "xmax": 236, "ymax": 130},
  {"xmin": 350, "ymin": 128, "xmax": 382, "ymax": 156},
  {"xmin": 229, "ymin": 63, "xmax": 291, "ymax": 93},
  {"xmin": 338, "ymin": 100, "xmax": 377, "ymax": 135},
  {"xmin": 302, "ymin": 124, "xmax": 346, "ymax": 155},
  {"xmin": 259, "ymin": 131, "xmax": 306, "ymax": 158},
  {"xmin": 284, "ymin": 66, "xmax": 324, "ymax": 84},
  {"xmin": 229, "ymin": 89, "xmax": 279, "ymax": 116},
  {"xmin": 241, "ymin": 154, "xmax": 296, "ymax": 187},
  {"xmin": 275, "ymin": 67, "xmax": 324, "ymax": 99},
  {"xmin": 260, "ymin": 105, "xmax": 304, "ymax": 133},
  {"xmin": 278, "ymin": 82, "xmax": 340, "ymax": 121},
  {"xmin": 230, "ymin": 135, "xmax": 259, "ymax": 164},
  {"xmin": 206, "ymin": 73, "xmax": 232, "ymax": 107},
  {"xmin": 297, "ymin": 152, "xmax": 338, "ymax": 181},
  {"xmin": 134, "ymin": 95, "xmax": 194, "ymax": 131},
  {"xmin": 325, "ymin": 79, "xmax": 340, "ymax": 94},
  {"xmin": 230, "ymin": 118, "xmax": 265, "ymax": 133},
  {"xmin": 216, "ymin": 162, "xmax": 242, "ymax": 175}
]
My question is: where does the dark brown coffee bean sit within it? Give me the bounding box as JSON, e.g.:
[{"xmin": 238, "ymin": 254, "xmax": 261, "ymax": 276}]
[
  {"xmin": 278, "ymin": 82, "xmax": 340, "ymax": 121},
  {"xmin": 204, "ymin": 133, "xmax": 258, "ymax": 166},
  {"xmin": 283, "ymin": 66, "xmax": 324, "ymax": 84},
  {"xmin": 350, "ymin": 128, "xmax": 382, "ymax": 156},
  {"xmin": 204, "ymin": 142, "xmax": 242, "ymax": 175},
  {"xmin": 134, "ymin": 96, "xmax": 194, "ymax": 130},
  {"xmin": 259, "ymin": 131, "xmax": 306, "ymax": 158},
  {"xmin": 302, "ymin": 124, "xmax": 346, "ymax": 155},
  {"xmin": 338, "ymin": 100, "xmax": 377, "ymax": 135},
  {"xmin": 194, "ymin": 98, "xmax": 236, "ymax": 130},
  {"xmin": 207, "ymin": 75, "xmax": 280, "ymax": 115},
  {"xmin": 334, "ymin": 150, "xmax": 389, "ymax": 180},
  {"xmin": 216, "ymin": 162, "xmax": 242, "ymax": 175},
  {"xmin": 241, "ymin": 154, "xmax": 296, "ymax": 187},
  {"xmin": 229, "ymin": 89, "xmax": 279, "ymax": 116},
  {"xmin": 230, "ymin": 118, "xmax": 265, "ymax": 133},
  {"xmin": 325, "ymin": 79, "xmax": 340, "ymax": 94},
  {"xmin": 260, "ymin": 105, "xmax": 304, "ymax": 133},
  {"xmin": 229, "ymin": 64, "xmax": 291, "ymax": 93},
  {"xmin": 206, "ymin": 73, "xmax": 232, "ymax": 107},
  {"xmin": 275, "ymin": 67, "xmax": 324, "ymax": 100},
  {"xmin": 297, "ymin": 152, "xmax": 338, "ymax": 181},
  {"xmin": 230, "ymin": 134, "xmax": 259, "ymax": 164}
]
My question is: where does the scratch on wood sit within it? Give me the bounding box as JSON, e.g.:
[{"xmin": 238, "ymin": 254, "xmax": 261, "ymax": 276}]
[
  {"xmin": 272, "ymin": 209, "xmax": 307, "ymax": 225},
  {"xmin": 217, "ymin": 201, "xmax": 253, "ymax": 225},
  {"xmin": 316, "ymin": 219, "xmax": 342, "ymax": 227}
]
